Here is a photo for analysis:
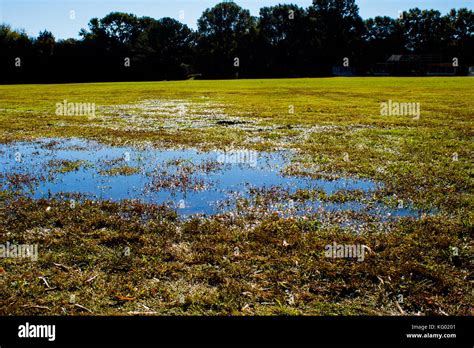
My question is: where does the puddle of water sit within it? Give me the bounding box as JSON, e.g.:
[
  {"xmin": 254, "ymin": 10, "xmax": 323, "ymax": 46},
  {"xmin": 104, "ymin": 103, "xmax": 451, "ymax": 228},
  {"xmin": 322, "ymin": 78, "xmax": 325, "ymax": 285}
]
[{"xmin": 0, "ymin": 138, "xmax": 417, "ymax": 218}]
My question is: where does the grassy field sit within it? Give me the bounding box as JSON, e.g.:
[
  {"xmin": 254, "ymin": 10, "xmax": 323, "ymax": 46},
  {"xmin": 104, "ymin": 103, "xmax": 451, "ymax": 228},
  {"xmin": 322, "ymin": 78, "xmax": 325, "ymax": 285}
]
[{"xmin": 0, "ymin": 77, "xmax": 472, "ymax": 315}]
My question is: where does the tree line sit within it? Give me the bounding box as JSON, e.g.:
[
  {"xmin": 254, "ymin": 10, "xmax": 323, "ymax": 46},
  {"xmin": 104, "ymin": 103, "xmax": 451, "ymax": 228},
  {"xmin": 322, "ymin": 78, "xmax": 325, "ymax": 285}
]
[{"xmin": 1, "ymin": 0, "xmax": 473, "ymax": 83}]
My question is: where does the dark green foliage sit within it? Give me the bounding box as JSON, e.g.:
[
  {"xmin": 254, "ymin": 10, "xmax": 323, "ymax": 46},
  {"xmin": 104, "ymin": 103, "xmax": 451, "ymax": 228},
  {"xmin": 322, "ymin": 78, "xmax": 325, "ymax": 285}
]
[{"xmin": 0, "ymin": 2, "xmax": 473, "ymax": 82}]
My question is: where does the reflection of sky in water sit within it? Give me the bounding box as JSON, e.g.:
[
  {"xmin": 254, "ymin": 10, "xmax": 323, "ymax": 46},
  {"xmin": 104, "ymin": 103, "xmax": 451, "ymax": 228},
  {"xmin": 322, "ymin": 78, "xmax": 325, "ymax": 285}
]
[{"xmin": 0, "ymin": 138, "xmax": 417, "ymax": 217}]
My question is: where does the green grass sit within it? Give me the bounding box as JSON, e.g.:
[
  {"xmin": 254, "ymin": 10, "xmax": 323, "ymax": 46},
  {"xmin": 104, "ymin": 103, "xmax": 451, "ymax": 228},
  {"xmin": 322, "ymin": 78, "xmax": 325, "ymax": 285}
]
[
  {"xmin": 0, "ymin": 77, "xmax": 472, "ymax": 315},
  {"xmin": 1, "ymin": 77, "xmax": 472, "ymax": 211},
  {"xmin": 48, "ymin": 159, "xmax": 89, "ymax": 174},
  {"xmin": 98, "ymin": 165, "xmax": 140, "ymax": 177}
]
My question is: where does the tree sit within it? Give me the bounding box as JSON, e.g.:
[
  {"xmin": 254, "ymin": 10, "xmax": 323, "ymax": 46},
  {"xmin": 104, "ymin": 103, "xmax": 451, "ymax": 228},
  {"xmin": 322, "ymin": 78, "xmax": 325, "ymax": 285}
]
[
  {"xmin": 0, "ymin": 24, "xmax": 33, "ymax": 82},
  {"xmin": 445, "ymin": 8, "xmax": 474, "ymax": 70},
  {"xmin": 1, "ymin": 3, "xmax": 470, "ymax": 82},
  {"xmin": 197, "ymin": 2, "xmax": 257, "ymax": 78},
  {"xmin": 363, "ymin": 16, "xmax": 405, "ymax": 64},
  {"xmin": 79, "ymin": 12, "xmax": 142, "ymax": 81},
  {"xmin": 137, "ymin": 17, "xmax": 195, "ymax": 79},
  {"xmin": 35, "ymin": 30, "xmax": 55, "ymax": 57},
  {"xmin": 307, "ymin": 0, "xmax": 365, "ymax": 75},
  {"xmin": 257, "ymin": 4, "xmax": 308, "ymax": 76},
  {"xmin": 400, "ymin": 8, "xmax": 448, "ymax": 53},
  {"xmin": 81, "ymin": 12, "xmax": 141, "ymax": 49}
]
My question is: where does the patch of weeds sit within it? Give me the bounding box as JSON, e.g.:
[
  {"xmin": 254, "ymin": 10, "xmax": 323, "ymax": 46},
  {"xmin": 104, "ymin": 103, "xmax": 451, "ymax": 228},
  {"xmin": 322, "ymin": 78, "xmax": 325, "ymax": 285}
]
[
  {"xmin": 48, "ymin": 159, "xmax": 89, "ymax": 174},
  {"xmin": 99, "ymin": 165, "xmax": 140, "ymax": 176}
]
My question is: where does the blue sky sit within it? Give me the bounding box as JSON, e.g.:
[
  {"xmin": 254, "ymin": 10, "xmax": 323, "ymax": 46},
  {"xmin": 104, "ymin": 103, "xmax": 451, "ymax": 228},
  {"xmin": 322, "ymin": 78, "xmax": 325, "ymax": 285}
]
[{"xmin": 1, "ymin": 0, "xmax": 472, "ymax": 40}]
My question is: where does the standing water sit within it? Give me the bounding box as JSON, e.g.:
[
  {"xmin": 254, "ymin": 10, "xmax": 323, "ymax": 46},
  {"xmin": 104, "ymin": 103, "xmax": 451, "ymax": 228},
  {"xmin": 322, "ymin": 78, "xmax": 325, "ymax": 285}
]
[{"xmin": 0, "ymin": 138, "xmax": 417, "ymax": 217}]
